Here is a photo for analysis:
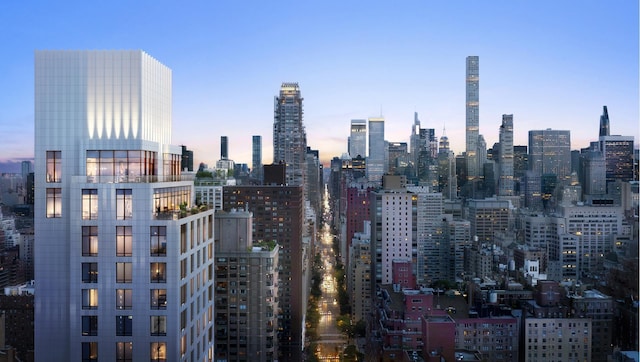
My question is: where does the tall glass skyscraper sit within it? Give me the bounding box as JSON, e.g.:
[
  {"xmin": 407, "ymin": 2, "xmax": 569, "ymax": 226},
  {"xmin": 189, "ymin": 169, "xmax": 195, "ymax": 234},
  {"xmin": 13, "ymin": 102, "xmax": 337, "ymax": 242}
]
[
  {"xmin": 528, "ymin": 129, "xmax": 572, "ymax": 181},
  {"xmin": 599, "ymin": 105, "xmax": 610, "ymax": 137},
  {"xmin": 252, "ymin": 135, "xmax": 262, "ymax": 181},
  {"xmin": 466, "ymin": 56, "xmax": 480, "ymax": 179},
  {"xmin": 599, "ymin": 135, "xmax": 635, "ymax": 185},
  {"xmin": 273, "ymin": 83, "xmax": 307, "ymax": 190},
  {"xmin": 367, "ymin": 117, "xmax": 385, "ymax": 182},
  {"xmin": 349, "ymin": 119, "xmax": 367, "ymax": 158},
  {"xmin": 498, "ymin": 114, "xmax": 514, "ymax": 196},
  {"xmin": 34, "ymin": 50, "xmax": 216, "ymax": 361}
]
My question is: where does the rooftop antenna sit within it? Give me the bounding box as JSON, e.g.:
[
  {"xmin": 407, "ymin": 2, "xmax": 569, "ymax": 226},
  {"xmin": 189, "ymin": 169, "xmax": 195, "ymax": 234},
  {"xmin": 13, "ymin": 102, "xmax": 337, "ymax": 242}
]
[{"xmin": 380, "ymin": 104, "xmax": 383, "ymax": 117}]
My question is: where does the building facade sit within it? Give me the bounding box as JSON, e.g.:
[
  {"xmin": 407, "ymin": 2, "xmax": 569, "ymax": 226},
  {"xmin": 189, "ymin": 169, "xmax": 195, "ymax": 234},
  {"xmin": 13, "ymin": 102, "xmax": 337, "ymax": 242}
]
[
  {"xmin": 214, "ymin": 210, "xmax": 279, "ymax": 362},
  {"xmin": 466, "ymin": 56, "xmax": 480, "ymax": 180},
  {"xmin": 349, "ymin": 119, "xmax": 367, "ymax": 159},
  {"xmin": 367, "ymin": 117, "xmax": 386, "ymax": 183},
  {"xmin": 222, "ymin": 185, "xmax": 306, "ymax": 360},
  {"xmin": 498, "ymin": 114, "xmax": 515, "ymax": 196},
  {"xmin": 34, "ymin": 50, "xmax": 215, "ymax": 361},
  {"xmin": 273, "ymin": 83, "xmax": 307, "ymax": 191},
  {"xmin": 370, "ymin": 178, "xmax": 416, "ymax": 287},
  {"xmin": 528, "ymin": 129, "xmax": 572, "ymax": 181}
]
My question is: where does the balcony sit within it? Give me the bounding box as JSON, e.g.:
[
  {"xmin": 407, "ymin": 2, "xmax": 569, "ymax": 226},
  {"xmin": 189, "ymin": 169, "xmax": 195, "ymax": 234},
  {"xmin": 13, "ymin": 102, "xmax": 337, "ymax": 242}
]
[
  {"xmin": 81, "ymin": 174, "xmax": 195, "ymax": 184},
  {"xmin": 154, "ymin": 204, "xmax": 213, "ymax": 220}
]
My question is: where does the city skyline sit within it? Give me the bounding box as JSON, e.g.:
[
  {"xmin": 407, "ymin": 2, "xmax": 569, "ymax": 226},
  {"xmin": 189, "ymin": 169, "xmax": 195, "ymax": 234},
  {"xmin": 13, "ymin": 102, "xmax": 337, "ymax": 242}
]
[{"xmin": 0, "ymin": 1, "xmax": 638, "ymax": 171}]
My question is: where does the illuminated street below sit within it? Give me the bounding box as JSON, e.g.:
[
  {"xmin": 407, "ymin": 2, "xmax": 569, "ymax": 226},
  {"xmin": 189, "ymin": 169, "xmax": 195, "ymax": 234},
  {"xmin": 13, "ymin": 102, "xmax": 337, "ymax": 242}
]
[{"xmin": 314, "ymin": 189, "xmax": 347, "ymax": 361}]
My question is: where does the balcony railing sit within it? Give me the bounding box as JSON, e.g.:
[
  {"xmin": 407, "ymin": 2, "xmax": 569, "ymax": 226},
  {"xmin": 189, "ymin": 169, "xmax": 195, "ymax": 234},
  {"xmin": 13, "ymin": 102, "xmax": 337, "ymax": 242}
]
[
  {"xmin": 80, "ymin": 174, "xmax": 195, "ymax": 184},
  {"xmin": 154, "ymin": 204, "xmax": 213, "ymax": 220}
]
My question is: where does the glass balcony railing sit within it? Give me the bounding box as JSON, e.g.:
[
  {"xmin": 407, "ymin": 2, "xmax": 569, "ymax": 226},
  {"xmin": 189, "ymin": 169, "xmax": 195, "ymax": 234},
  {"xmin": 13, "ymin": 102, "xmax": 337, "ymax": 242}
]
[{"xmin": 79, "ymin": 174, "xmax": 195, "ymax": 184}]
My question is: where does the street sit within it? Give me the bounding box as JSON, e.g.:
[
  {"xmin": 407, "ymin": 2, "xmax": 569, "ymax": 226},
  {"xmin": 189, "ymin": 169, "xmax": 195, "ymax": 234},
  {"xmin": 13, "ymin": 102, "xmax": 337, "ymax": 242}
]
[{"xmin": 314, "ymin": 188, "xmax": 347, "ymax": 361}]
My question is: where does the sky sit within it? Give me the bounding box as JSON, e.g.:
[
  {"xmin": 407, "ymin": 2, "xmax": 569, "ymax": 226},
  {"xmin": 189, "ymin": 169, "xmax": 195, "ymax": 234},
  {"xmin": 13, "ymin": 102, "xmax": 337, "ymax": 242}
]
[{"xmin": 0, "ymin": 1, "xmax": 638, "ymax": 172}]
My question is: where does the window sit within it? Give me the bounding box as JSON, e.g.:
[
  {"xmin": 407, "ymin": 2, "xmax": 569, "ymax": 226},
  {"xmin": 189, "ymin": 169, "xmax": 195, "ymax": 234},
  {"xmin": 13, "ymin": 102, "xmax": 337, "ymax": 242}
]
[
  {"xmin": 116, "ymin": 263, "xmax": 132, "ymax": 283},
  {"xmin": 116, "ymin": 289, "xmax": 132, "ymax": 310},
  {"xmin": 150, "ymin": 226, "xmax": 167, "ymax": 256},
  {"xmin": 151, "ymin": 315, "xmax": 167, "ymax": 336},
  {"xmin": 81, "ymin": 342, "xmax": 98, "ymax": 362},
  {"xmin": 82, "ymin": 189, "xmax": 98, "ymax": 220},
  {"xmin": 116, "ymin": 342, "xmax": 133, "ymax": 362},
  {"xmin": 151, "ymin": 289, "xmax": 167, "ymax": 309},
  {"xmin": 82, "ymin": 226, "xmax": 98, "ymax": 256},
  {"xmin": 46, "ymin": 150, "xmax": 62, "ymax": 182},
  {"xmin": 116, "ymin": 189, "xmax": 132, "ymax": 220},
  {"xmin": 82, "ymin": 263, "xmax": 98, "ymax": 283},
  {"xmin": 82, "ymin": 289, "xmax": 98, "ymax": 309},
  {"xmin": 115, "ymin": 315, "xmax": 133, "ymax": 336},
  {"xmin": 82, "ymin": 316, "xmax": 98, "ymax": 336},
  {"xmin": 116, "ymin": 226, "xmax": 132, "ymax": 257},
  {"xmin": 46, "ymin": 188, "xmax": 62, "ymax": 218},
  {"xmin": 150, "ymin": 342, "xmax": 166, "ymax": 362},
  {"xmin": 86, "ymin": 150, "xmax": 157, "ymax": 179},
  {"xmin": 151, "ymin": 263, "xmax": 167, "ymax": 283}
]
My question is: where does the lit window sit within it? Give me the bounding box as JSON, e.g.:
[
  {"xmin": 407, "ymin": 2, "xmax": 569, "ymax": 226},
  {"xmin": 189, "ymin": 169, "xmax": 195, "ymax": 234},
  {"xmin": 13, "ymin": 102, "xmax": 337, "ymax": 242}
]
[
  {"xmin": 116, "ymin": 189, "xmax": 132, "ymax": 220},
  {"xmin": 82, "ymin": 289, "xmax": 98, "ymax": 309},
  {"xmin": 151, "ymin": 289, "xmax": 167, "ymax": 310},
  {"xmin": 116, "ymin": 342, "xmax": 133, "ymax": 362},
  {"xmin": 82, "ymin": 189, "xmax": 98, "ymax": 220},
  {"xmin": 151, "ymin": 263, "xmax": 167, "ymax": 283},
  {"xmin": 150, "ymin": 226, "xmax": 167, "ymax": 256},
  {"xmin": 46, "ymin": 188, "xmax": 62, "ymax": 218},
  {"xmin": 81, "ymin": 342, "xmax": 98, "ymax": 361},
  {"xmin": 150, "ymin": 315, "xmax": 167, "ymax": 336},
  {"xmin": 81, "ymin": 263, "xmax": 98, "ymax": 283},
  {"xmin": 115, "ymin": 315, "xmax": 133, "ymax": 336},
  {"xmin": 46, "ymin": 150, "xmax": 62, "ymax": 182},
  {"xmin": 82, "ymin": 226, "xmax": 98, "ymax": 256},
  {"xmin": 150, "ymin": 342, "xmax": 166, "ymax": 362},
  {"xmin": 116, "ymin": 226, "xmax": 132, "ymax": 257},
  {"xmin": 116, "ymin": 263, "xmax": 132, "ymax": 283},
  {"xmin": 81, "ymin": 316, "xmax": 98, "ymax": 336},
  {"xmin": 115, "ymin": 289, "xmax": 132, "ymax": 310}
]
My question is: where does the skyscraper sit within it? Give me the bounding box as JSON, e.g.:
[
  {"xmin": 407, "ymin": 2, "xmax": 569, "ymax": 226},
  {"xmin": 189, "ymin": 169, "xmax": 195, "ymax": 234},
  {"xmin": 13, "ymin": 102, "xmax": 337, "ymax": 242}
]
[
  {"xmin": 599, "ymin": 105, "xmax": 610, "ymax": 137},
  {"xmin": 498, "ymin": 114, "xmax": 514, "ymax": 196},
  {"xmin": 410, "ymin": 112, "xmax": 422, "ymax": 175},
  {"xmin": 367, "ymin": 117, "xmax": 386, "ymax": 182},
  {"xmin": 220, "ymin": 135, "xmax": 228, "ymax": 159},
  {"xmin": 34, "ymin": 50, "xmax": 215, "ymax": 361},
  {"xmin": 437, "ymin": 132, "xmax": 457, "ymax": 199},
  {"xmin": 387, "ymin": 141, "xmax": 408, "ymax": 175},
  {"xmin": 273, "ymin": 82, "xmax": 307, "ymax": 190},
  {"xmin": 466, "ymin": 56, "xmax": 480, "ymax": 179},
  {"xmin": 349, "ymin": 119, "xmax": 367, "ymax": 158},
  {"xmin": 222, "ymin": 185, "xmax": 305, "ymax": 361},
  {"xmin": 252, "ymin": 135, "xmax": 262, "ymax": 181},
  {"xmin": 528, "ymin": 129, "xmax": 572, "ymax": 181},
  {"xmin": 599, "ymin": 135, "xmax": 635, "ymax": 186},
  {"xmin": 180, "ymin": 145, "xmax": 193, "ymax": 172}
]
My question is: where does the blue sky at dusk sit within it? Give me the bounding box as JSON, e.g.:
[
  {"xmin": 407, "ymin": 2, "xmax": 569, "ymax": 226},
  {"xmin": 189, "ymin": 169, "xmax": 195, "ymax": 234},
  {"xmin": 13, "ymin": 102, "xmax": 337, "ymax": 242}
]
[{"xmin": 0, "ymin": 1, "xmax": 638, "ymax": 171}]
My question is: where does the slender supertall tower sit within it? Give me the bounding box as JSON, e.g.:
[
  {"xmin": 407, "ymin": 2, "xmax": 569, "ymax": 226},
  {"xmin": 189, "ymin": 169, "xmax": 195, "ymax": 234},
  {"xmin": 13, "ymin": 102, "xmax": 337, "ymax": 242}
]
[
  {"xmin": 599, "ymin": 105, "xmax": 610, "ymax": 137},
  {"xmin": 498, "ymin": 114, "xmax": 515, "ymax": 196},
  {"xmin": 410, "ymin": 112, "xmax": 422, "ymax": 174},
  {"xmin": 252, "ymin": 135, "xmax": 262, "ymax": 181},
  {"xmin": 273, "ymin": 83, "xmax": 307, "ymax": 190},
  {"xmin": 466, "ymin": 56, "xmax": 480, "ymax": 179}
]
